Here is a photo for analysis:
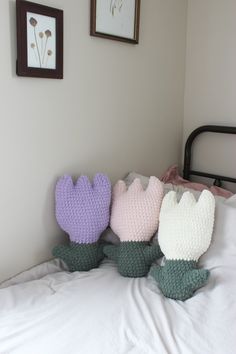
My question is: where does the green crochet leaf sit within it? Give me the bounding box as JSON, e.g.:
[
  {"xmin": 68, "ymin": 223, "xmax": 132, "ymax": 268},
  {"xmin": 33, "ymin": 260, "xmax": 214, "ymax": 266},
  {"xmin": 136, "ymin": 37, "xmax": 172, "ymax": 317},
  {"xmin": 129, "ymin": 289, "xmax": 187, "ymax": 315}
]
[
  {"xmin": 103, "ymin": 244, "xmax": 119, "ymax": 262},
  {"xmin": 103, "ymin": 241, "xmax": 163, "ymax": 278},
  {"xmin": 52, "ymin": 242, "xmax": 105, "ymax": 272},
  {"xmin": 150, "ymin": 260, "xmax": 209, "ymax": 301}
]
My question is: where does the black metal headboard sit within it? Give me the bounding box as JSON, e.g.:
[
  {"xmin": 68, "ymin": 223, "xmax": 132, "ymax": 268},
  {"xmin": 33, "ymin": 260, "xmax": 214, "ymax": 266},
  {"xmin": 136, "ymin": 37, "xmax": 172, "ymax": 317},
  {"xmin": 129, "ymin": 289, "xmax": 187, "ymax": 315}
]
[{"xmin": 183, "ymin": 125, "xmax": 236, "ymax": 187}]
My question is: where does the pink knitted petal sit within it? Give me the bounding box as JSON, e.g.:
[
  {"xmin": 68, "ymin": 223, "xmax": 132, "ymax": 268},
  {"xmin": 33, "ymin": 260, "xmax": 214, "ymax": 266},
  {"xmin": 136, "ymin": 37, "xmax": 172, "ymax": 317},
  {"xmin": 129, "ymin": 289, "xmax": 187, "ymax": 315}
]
[
  {"xmin": 112, "ymin": 180, "xmax": 127, "ymax": 199},
  {"xmin": 111, "ymin": 177, "xmax": 164, "ymax": 242}
]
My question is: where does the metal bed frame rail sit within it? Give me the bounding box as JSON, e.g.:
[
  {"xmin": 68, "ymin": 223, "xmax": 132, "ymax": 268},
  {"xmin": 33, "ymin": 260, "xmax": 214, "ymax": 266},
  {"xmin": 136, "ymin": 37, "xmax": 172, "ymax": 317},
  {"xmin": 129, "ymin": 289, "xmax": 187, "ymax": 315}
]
[{"xmin": 183, "ymin": 125, "xmax": 236, "ymax": 187}]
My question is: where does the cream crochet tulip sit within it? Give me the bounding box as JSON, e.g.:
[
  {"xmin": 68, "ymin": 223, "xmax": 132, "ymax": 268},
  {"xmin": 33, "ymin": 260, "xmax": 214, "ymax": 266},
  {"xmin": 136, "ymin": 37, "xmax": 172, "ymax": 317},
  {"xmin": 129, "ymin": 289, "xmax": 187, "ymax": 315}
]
[
  {"xmin": 158, "ymin": 190, "xmax": 215, "ymax": 261},
  {"xmin": 110, "ymin": 177, "xmax": 164, "ymax": 242}
]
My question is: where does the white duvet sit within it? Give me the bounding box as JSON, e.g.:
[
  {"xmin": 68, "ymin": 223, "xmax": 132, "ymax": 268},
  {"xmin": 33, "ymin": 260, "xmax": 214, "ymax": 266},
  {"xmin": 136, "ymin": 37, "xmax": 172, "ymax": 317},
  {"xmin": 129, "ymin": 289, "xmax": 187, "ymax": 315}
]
[{"xmin": 0, "ymin": 196, "xmax": 236, "ymax": 354}]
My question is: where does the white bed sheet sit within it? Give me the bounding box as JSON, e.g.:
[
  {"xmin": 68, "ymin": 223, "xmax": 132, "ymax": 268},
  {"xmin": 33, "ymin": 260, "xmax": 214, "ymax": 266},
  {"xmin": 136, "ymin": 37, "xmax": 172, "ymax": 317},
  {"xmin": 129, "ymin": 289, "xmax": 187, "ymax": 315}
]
[
  {"xmin": 0, "ymin": 197, "xmax": 236, "ymax": 354},
  {"xmin": 0, "ymin": 260, "xmax": 235, "ymax": 354}
]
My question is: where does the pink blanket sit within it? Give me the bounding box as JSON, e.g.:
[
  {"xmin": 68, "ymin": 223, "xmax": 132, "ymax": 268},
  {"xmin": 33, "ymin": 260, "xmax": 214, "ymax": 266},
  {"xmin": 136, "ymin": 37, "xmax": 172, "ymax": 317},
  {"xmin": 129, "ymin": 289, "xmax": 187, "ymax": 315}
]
[{"xmin": 161, "ymin": 165, "xmax": 233, "ymax": 198}]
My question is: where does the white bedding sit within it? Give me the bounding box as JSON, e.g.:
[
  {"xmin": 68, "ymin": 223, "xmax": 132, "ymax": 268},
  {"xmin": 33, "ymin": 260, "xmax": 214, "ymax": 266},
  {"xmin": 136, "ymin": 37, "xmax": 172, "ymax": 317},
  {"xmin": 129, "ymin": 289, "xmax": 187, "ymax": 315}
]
[{"xmin": 0, "ymin": 196, "xmax": 236, "ymax": 354}]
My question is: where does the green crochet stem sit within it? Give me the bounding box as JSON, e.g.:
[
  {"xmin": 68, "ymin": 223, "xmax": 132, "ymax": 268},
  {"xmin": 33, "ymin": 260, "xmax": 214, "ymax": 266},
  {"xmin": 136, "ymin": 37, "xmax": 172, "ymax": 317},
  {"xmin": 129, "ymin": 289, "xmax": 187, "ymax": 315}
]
[
  {"xmin": 52, "ymin": 242, "xmax": 105, "ymax": 272},
  {"xmin": 103, "ymin": 241, "xmax": 163, "ymax": 278},
  {"xmin": 150, "ymin": 260, "xmax": 209, "ymax": 301}
]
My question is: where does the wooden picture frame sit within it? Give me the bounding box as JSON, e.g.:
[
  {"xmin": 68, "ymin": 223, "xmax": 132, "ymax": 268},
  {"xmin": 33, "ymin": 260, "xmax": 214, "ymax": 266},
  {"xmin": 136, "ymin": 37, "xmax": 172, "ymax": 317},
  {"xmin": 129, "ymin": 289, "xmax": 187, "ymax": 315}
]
[
  {"xmin": 90, "ymin": 0, "xmax": 140, "ymax": 44},
  {"xmin": 16, "ymin": 0, "xmax": 63, "ymax": 79}
]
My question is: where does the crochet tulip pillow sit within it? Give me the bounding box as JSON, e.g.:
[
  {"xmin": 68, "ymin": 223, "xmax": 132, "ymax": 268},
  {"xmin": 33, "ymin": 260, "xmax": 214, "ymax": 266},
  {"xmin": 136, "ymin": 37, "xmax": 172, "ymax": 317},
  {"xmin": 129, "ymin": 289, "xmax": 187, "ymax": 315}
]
[
  {"xmin": 150, "ymin": 190, "xmax": 215, "ymax": 301},
  {"xmin": 52, "ymin": 173, "xmax": 111, "ymax": 271},
  {"xmin": 103, "ymin": 177, "xmax": 164, "ymax": 277}
]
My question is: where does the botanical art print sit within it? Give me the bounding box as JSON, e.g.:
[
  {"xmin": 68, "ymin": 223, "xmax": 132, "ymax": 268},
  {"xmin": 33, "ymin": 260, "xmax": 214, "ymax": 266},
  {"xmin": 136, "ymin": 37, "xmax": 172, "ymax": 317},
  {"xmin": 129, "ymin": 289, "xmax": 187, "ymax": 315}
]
[
  {"xmin": 27, "ymin": 12, "xmax": 56, "ymax": 69},
  {"xmin": 16, "ymin": 0, "xmax": 63, "ymax": 79},
  {"xmin": 90, "ymin": 0, "xmax": 140, "ymax": 43}
]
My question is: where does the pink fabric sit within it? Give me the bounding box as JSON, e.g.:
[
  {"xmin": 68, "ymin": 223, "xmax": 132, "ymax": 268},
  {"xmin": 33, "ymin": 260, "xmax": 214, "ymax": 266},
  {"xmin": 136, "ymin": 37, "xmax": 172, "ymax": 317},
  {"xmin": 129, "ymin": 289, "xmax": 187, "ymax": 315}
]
[{"xmin": 161, "ymin": 165, "xmax": 233, "ymax": 199}]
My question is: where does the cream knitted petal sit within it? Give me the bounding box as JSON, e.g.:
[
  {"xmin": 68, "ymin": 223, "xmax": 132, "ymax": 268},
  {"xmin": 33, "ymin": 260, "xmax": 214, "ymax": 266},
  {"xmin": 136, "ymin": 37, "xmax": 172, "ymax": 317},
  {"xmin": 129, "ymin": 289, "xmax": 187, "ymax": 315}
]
[
  {"xmin": 158, "ymin": 190, "xmax": 215, "ymax": 261},
  {"xmin": 160, "ymin": 191, "xmax": 177, "ymax": 212}
]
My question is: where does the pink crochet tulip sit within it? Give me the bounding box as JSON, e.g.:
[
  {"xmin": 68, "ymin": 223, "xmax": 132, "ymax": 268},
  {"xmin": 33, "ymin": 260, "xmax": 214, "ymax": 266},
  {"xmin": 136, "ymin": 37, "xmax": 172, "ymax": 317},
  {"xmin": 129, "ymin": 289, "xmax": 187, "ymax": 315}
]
[
  {"xmin": 111, "ymin": 177, "xmax": 164, "ymax": 242},
  {"xmin": 104, "ymin": 177, "xmax": 164, "ymax": 277}
]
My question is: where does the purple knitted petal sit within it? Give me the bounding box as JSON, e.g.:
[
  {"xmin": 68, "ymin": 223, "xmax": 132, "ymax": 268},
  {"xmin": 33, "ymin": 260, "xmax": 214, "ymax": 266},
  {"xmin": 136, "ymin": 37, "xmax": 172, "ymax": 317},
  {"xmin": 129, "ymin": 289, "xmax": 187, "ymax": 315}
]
[
  {"xmin": 56, "ymin": 174, "xmax": 111, "ymax": 244},
  {"xmin": 55, "ymin": 175, "xmax": 74, "ymax": 234}
]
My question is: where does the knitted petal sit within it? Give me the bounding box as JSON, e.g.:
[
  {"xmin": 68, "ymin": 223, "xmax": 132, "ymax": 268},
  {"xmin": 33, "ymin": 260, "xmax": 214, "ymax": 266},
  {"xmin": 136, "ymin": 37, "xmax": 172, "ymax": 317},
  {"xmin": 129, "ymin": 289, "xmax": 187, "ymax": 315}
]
[
  {"xmin": 158, "ymin": 190, "xmax": 215, "ymax": 261},
  {"xmin": 55, "ymin": 173, "xmax": 111, "ymax": 244},
  {"xmin": 111, "ymin": 177, "xmax": 164, "ymax": 242}
]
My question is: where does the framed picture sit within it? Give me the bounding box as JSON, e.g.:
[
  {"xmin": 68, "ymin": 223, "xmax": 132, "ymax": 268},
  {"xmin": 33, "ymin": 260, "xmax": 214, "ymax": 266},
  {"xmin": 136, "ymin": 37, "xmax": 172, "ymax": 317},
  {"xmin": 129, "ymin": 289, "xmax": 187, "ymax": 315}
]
[
  {"xmin": 90, "ymin": 0, "xmax": 140, "ymax": 44},
  {"xmin": 16, "ymin": 0, "xmax": 63, "ymax": 79}
]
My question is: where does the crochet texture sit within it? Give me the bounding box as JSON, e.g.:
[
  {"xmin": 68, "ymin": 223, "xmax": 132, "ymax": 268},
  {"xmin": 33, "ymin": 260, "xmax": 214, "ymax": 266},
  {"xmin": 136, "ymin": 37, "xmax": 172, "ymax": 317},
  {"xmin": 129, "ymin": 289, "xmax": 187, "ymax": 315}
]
[
  {"xmin": 150, "ymin": 190, "xmax": 215, "ymax": 301},
  {"xmin": 53, "ymin": 173, "xmax": 111, "ymax": 271},
  {"xmin": 104, "ymin": 177, "xmax": 164, "ymax": 277}
]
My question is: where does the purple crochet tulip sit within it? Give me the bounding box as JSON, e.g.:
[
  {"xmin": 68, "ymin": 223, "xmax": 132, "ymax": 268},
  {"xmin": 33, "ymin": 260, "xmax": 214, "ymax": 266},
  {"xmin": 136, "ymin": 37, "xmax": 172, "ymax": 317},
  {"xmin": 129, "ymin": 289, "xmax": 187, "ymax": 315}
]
[{"xmin": 56, "ymin": 173, "xmax": 111, "ymax": 244}]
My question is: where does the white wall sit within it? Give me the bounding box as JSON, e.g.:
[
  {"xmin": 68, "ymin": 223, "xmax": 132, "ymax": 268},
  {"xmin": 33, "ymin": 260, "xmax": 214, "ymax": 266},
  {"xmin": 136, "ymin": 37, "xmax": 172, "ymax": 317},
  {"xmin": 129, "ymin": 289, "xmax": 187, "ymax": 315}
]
[
  {"xmin": 0, "ymin": 0, "xmax": 187, "ymax": 281},
  {"xmin": 184, "ymin": 0, "xmax": 236, "ymax": 187}
]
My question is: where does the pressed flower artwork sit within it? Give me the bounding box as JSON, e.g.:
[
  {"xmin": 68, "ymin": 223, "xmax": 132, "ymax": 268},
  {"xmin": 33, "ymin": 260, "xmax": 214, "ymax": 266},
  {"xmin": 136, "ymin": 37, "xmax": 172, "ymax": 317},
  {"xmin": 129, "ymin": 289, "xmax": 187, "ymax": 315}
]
[
  {"xmin": 90, "ymin": 0, "xmax": 140, "ymax": 44},
  {"xmin": 27, "ymin": 12, "xmax": 56, "ymax": 69},
  {"xmin": 16, "ymin": 0, "xmax": 63, "ymax": 79}
]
